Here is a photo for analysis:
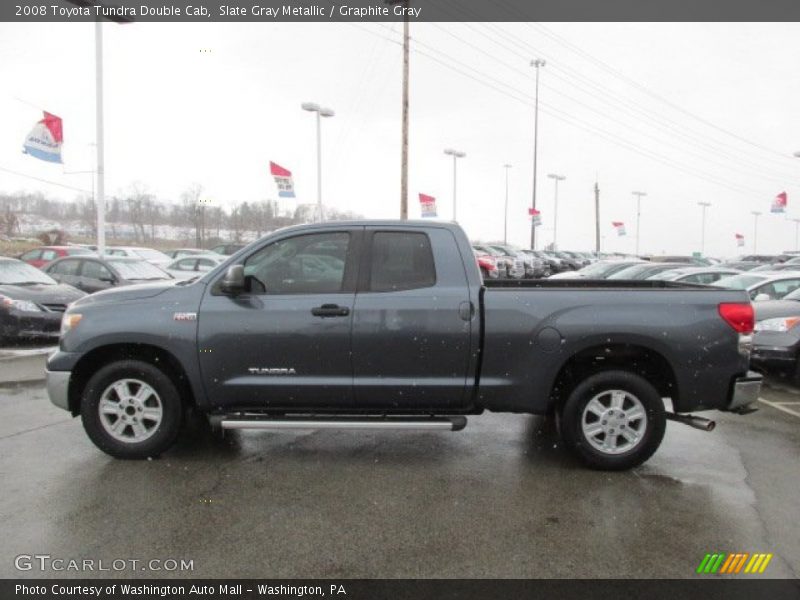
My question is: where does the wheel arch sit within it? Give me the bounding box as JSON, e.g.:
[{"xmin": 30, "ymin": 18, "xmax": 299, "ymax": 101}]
[
  {"xmin": 549, "ymin": 341, "xmax": 678, "ymax": 413},
  {"xmin": 68, "ymin": 343, "xmax": 197, "ymax": 416}
]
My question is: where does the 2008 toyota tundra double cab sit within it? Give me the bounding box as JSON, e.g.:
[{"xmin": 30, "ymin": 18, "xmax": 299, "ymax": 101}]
[{"xmin": 46, "ymin": 221, "xmax": 762, "ymax": 470}]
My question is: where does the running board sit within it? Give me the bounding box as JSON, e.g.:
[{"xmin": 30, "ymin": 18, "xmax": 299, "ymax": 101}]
[{"xmin": 216, "ymin": 416, "xmax": 467, "ymax": 432}]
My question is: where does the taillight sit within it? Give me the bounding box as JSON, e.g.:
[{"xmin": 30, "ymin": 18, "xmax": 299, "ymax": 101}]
[{"xmin": 718, "ymin": 303, "xmax": 754, "ymax": 334}]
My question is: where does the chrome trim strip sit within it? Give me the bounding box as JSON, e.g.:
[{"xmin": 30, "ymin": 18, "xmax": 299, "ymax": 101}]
[{"xmin": 221, "ymin": 419, "xmax": 462, "ymax": 431}]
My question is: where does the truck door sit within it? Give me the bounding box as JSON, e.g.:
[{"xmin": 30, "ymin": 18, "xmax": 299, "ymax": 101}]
[
  {"xmin": 351, "ymin": 227, "xmax": 473, "ymax": 409},
  {"xmin": 197, "ymin": 228, "xmax": 361, "ymax": 410}
]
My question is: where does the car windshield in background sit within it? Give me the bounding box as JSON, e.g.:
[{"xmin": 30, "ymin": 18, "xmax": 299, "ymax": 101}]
[
  {"xmin": 578, "ymin": 261, "xmax": 632, "ymax": 278},
  {"xmin": 132, "ymin": 248, "xmax": 170, "ymax": 261},
  {"xmin": 108, "ymin": 260, "xmax": 170, "ymax": 280},
  {"xmin": 607, "ymin": 264, "xmax": 656, "ymax": 279},
  {"xmin": 712, "ymin": 274, "xmax": 766, "ymax": 289},
  {"xmin": 0, "ymin": 260, "xmax": 57, "ymax": 285},
  {"xmin": 66, "ymin": 247, "xmax": 93, "ymax": 256}
]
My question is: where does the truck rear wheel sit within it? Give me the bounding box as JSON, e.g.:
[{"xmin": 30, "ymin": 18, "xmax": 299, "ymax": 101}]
[
  {"xmin": 80, "ymin": 360, "xmax": 183, "ymax": 459},
  {"xmin": 559, "ymin": 370, "xmax": 666, "ymax": 470}
]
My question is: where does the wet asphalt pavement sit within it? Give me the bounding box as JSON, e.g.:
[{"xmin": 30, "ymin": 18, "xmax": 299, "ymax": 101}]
[{"xmin": 0, "ymin": 378, "xmax": 797, "ymax": 579}]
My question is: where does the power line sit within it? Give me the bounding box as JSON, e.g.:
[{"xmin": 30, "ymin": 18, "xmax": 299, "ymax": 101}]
[{"xmin": 0, "ymin": 165, "xmax": 90, "ymax": 194}]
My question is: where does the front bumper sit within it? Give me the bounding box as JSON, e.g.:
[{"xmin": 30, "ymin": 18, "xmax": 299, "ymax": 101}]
[
  {"xmin": 46, "ymin": 369, "xmax": 71, "ymax": 411},
  {"xmin": 727, "ymin": 371, "xmax": 762, "ymax": 411}
]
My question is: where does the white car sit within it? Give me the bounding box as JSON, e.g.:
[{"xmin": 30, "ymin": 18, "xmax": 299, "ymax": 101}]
[
  {"xmin": 164, "ymin": 254, "xmax": 226, "ymax": 280},
  {"xmin": 712, "ymin": 271, "xmax": 800, "ymax": 302},
  {"xmin": 647, "ymin": 266, "xmax": 742, "ymax": 285},
  {"xmin": 104, "ymin": 246, "xmax": 172, "ymax": 268}
]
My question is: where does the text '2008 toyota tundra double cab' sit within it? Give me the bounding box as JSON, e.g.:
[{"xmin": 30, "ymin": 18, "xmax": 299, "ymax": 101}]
[{"xmin": 47, "ymin": 221, "xmax": 762, "ymax": 470}]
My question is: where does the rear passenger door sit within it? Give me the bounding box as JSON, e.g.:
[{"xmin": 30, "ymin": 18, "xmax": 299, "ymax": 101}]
[{"xmin": 351, "ymin": 227, "xmax": 473, "ymax": 410}]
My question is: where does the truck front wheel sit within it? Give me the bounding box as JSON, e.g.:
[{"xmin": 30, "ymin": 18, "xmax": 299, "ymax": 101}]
[
  {"xmin": 80, "ymin": 360, "xmax": 183, "ymax": 459},
  {"xmin": 559, "ymin": 370, "xmax": 666, "ymax": 470}
]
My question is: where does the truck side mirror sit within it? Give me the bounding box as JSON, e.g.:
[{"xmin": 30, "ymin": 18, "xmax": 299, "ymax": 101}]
[{"xmin": 220, "ymin": 265, "xmax": 245, "ymax": 295}]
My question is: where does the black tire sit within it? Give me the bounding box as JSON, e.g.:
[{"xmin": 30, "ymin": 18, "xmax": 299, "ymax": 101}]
[
  {"xmin": 559, "ymin": 370, "xmax": 666, "ymax": 470},
  {"xmin": 80, "ymin": 359, "xmax": 183, "ymax": 459}
]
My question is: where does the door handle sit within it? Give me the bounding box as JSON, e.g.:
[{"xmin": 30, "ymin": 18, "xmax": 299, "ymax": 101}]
[{"xmin": 311, "ymin": 304, "xmax": 350, "ymax": 318}]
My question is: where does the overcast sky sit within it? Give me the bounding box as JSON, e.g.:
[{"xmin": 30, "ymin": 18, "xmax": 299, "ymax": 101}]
[{"xmin": 1, "ymin": 21, "xmax": 799, "ymax": 256}]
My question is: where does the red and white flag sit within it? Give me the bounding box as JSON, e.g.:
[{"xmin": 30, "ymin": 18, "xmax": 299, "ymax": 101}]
[
  {"xmin": 735, "ymin": 233, "xmax": 745, "ymax": 247},
  {"xmin": 22, "ymin": 111, "xmax": 63, "ymax": 163},
  {"xmin": 612, "ymin": 221, "xmax": 626, "ymax": 236},
  {"xmin": 269, "ymin": 161, "xmax": 295, "ymax": 198},
  {"xmin": 771, "ymin": 191, "xmax": 787, "ymax": 213},
  {"xmin": 528, "ymin": 208, "xmax": 542, "ymax": 226},
  {"xmin": 419, "ymin": 193, "xmax": 437, "ymax": 217}
]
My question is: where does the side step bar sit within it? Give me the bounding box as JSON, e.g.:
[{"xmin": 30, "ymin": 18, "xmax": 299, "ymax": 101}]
[{"xmin": 215, "ymin": 416, "xmax": 467, "ymax": 432}]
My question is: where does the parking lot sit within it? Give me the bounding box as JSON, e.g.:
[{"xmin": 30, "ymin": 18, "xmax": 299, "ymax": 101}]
[{"xmin": 1, "ymin": 374, "xmax": 797, "ymax": 579}]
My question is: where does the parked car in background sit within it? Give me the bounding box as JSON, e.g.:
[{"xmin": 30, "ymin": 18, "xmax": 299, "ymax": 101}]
[
  {"xmin": 486, "ymin": 244, "xmax": 533, "ymax": 278},
  {"xmin": 472, "ymin": 244, "xmax": 521, "ymax": 278},
  {"xmin": 164, "ymin": 248, "xmax": 206, "ymax": 259},
  {"xmin": 528, "ymin": 250, "xmax": 566, "ymax": 274},
  {"xmin": 164, "ymin": 255, "xmax": 227, "ymax": 280},
  {"xmin": 560, "ymin": 251, "xmax": 591, "ymax": 268},
  {"xmin": 548, "ymin": 260, "xmax": 644, "ymax": 280},
  {"xmin": 551, "ymin": 251, "xmax": 582, "ymax": 270},
  {"xmin": 751, "ymin": 288, "xmax": 800, "ymax": 379},
  {"xmin": 737, "ymin": 254, "xmax": 790, "ymax": 264},
  {"xmin": 607, "ymin": 262, "xmax": 687, "ymax": 281},
  {"xmin": 45, "ymin": 256, "xmax": 173, "ymax": 294},
  {"xmin": 646, "ymin": 266, "xmax": 742, "ymax": 285},
  {"xmin": 749, "ymin": 263, "xmax": 800, "ymax": 273},
  {"xmin": 18, "ymin": 245, "xmax": 94, "ymax": 269},
  {"xmin": 104, "ymin": 246, "xmax": 172, "ymax": 268},
  {"xmin": 713, "ymin": 272, "xmax": 800, "ymax": 302},
  {"xmin": 210, "ymin": 243, "xmax": 246, "ymax": 256},
  {"xmin": 0, "ymin": 257, "xmax": 85, "ymax": 343},
  {"xmin": 474, "ymin": 251, "xmax": 500, "ymax": 280},
  {"xmin": 721, "ymin": 261, "xmax": 762, "ymax": 271},
  {"xmin": 489, "ymin": 244, "xmax": 545, "ymax": 278},
  {"xmin": 647, "ymin": 255, "xmax": 711, "ymax": 266}
]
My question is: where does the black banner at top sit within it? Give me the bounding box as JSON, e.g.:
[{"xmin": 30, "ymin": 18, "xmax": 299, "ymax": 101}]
[{"xmin": 3, "ymin": 0, "xmax": 800, "ymax": 23}]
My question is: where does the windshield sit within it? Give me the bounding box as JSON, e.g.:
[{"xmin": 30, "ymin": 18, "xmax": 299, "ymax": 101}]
[
  {"xmin": 0, "ymin": 260, "xmax": 58, "ymax": 285},
  {"xmin": 131, "ymin": 248, "xmax": 170, "ymax": 261},
  {"xmin": 712, "ymin": 273, "xmax": 767, "ymax": 290},
  {"xmin": 607, "ymin": 264, "xmax": 654, "ymax": 279},
  {"xmin": 578, "ymin": 262, "xmax": 631, "ymax": 278},
  {"xmin": 108, "ymin": 260, "xmax": 171, "ymax": 280},
  {"xmin": 66, "ymin": 247, "xmax": 93, "ymax": 256}
]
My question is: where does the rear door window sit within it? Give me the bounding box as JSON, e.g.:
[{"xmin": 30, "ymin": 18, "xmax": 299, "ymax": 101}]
[{"xmin": 367, "ymin": 232, "xmax": 436, "ymax": 292}]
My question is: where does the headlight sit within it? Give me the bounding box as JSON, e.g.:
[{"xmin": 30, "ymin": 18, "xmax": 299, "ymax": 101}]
[
  {"xmin": 755, "ymin": 317, "xmax": 800, "ymax": 332},
  {"xmin": 60, "ymin": 313, "xmax": 83, "ymax": 335},
  {"xmin": 0, "ymin": 295, "xmax": 41, "ymax": 312}
]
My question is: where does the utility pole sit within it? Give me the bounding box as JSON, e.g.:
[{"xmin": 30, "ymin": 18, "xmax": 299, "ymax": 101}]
[
  {"xmin": 632, "ymin": 191, "xmax": 647, "ymax": 256},
  {"xmin": 547, "ymin": 174, "xmax": 565, "ymax": 250},
  {"xmin": 529, "ymin": 58, "xmax": 546, "ymax": 250},
  {"xmin": 387, "ymin": 0, "xmax": 410, "ymax": 219},
  {"xmin": 503, "ymin": 164, "xmax": 512, "ymax": 243},
  {"xmin": 698, "ymin": 201, "xmax": 711, "ymax": 255},
  {"xmin": 594, "ymin": 181, "xmax": 600, "ymax": 253},
  {"xmin": 751, "ymin": 211, "xmax": 761, "ymax": 253}
]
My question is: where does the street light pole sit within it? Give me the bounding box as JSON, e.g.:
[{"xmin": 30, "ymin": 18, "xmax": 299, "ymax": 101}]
[
  {"xmin": 503, "ymin": 164, "xmax": 512, "ymax": 243},
  {"xmin": 632, "ymin": 191, "xmax": 647, "ymax": 255},
  {"xmin": 547, "ymin": 174, "xmax": 565, "ymax": 250},
  {"xmin": 751, "ymin": 211, "xmax": 761, "ymax": 253},
  {"xmin": 302, "ymin": 102, "xmax": 335, "ymax": 222},
  {"xmin": 444, "ymin": 148, "xmax": 466, "ymax": 222},
  {"xmin": 94, "ymin": 20, "xmax": 106, "ymax": 255},
  {"xmin": 791, "ymin": 218, "xmax": 800, "ymax": 252},
  {"xmin": 697, "ymin": 201, "xmax": 711, "ymax": 255},
  {"xmin": 529, "ymin": 58, "xmax": 546, "ymax": 250}
]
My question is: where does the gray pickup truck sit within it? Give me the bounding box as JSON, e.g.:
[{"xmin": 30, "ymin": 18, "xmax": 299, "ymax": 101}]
[{"xmin": 47, "ymin": 221, "xmax": 761, "ymax": 470}]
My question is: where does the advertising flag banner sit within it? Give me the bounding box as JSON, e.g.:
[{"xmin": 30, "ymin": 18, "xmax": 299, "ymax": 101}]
[
  {"xmin": 771, "ymin": 191, "xmax": 787, "ymax": 213},
  {"xmin": 22, "ymin": 111, "xmax": 63, "ymax": 163},
  {"xmin": 419, "ymin": 193, "xmax": 437, "ymax": 217},
  {"xmin": 270, "ymin": 161, "xmax": 295, "ymax": 198},
  {"xmin": 528, "ymin": 208, "xmax": 542, "ymax": 226},
  {"xmin": 735, "ymin": 233, "xmax": 745, "ymax": 247},
  {"xmin": 612, "ymin": 221, "xmax": 626, "ymax": 236}
]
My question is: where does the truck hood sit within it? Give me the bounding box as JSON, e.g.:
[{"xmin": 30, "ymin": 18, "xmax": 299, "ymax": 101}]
[{"xmin": 71, "ymin": 281, "xmax": 178, "ymax": 307}]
